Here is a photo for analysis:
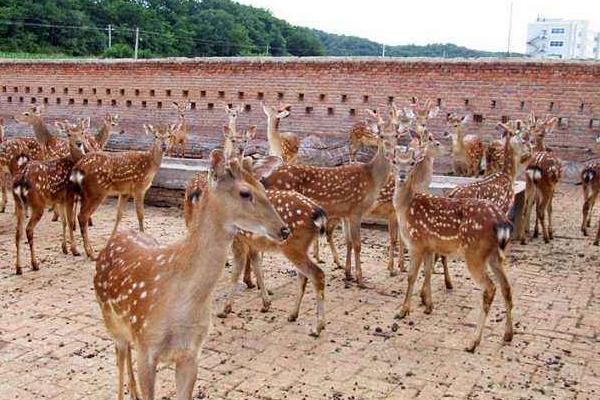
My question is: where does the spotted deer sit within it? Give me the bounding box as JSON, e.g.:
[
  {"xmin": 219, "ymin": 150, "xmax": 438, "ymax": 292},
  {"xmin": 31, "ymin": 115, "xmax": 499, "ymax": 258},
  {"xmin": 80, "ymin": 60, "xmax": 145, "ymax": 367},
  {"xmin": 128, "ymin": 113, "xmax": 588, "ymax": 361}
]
[
  {"xmin": 12, "ymin": 125, "xmax": 87, "ymax": 274},
  {"xmin": 14, "ymin": 106, "xmax": 69, "ymax": 159},
  {"xmin": 262, "ymin": 109, "xmax": 398, "ymax": 287},
  {"xmin": 93, "ymin": 113, "xmax": 121, "ymax": 149},
  {"xmin": 444, "ymin": 113, "xmax": 484, "ymax": 176},
  {"xmin": 518, "ymin": 114, "xmax": 562, "ymax": 244},
  {"xmin": 580, "ymin": 133, "xmax": 600, "ymax": 245},
  {"xmin": 94, "ymin": 150, "xmax": 289, "ymax": 400},
  {"xmin": 440, "ymin": 122, "xmax": 531, "ymax": 288},
  {"xmin": 0, "ymin": 118, "xmax": 8, "ymax": 212},
  {"xmin": 348, "ymin": 121, "xmax": 379, "ymax": 163},
  {"xmin": 262, "ymin": 102, "xmax": 300, "ymax": 163},
  {"xmin": 71, "ymin": 124, "xmax": 173, "ymax": 259},
  {"xmin": 391, "ymin": 143, "xmax": 514, "ymax": 352},
  {"xmin": 167, "ymin": 101, "xmax": 191, "ymax": 157}
]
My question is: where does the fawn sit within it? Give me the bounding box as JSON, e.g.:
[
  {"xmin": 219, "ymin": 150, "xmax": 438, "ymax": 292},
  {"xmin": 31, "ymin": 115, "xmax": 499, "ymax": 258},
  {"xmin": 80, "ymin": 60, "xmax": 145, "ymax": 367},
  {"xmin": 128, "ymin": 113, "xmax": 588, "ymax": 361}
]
[
  {"xmin": 94, "ymin": 149, "xmax": 289, "ymax": 400},
  {"xmin": 444, "ymin": 113, "xmax": 484, "ymax": 176},
  {"xmin": 93, "ymin": 113, "xmax": 121, "ymax": 150},
  {"xmin": 580, "ymin": 133, "xmax": 600, "ymax": 245},
  {"xmin": 14, "ymin": 106, "xmax": 69, "ymax": 159},
  {"xmin": 262, "ymin": 102, "xmax": 300, "ymax": 163},
  {"xmin": 71, "ymin": 123, "xmax": 173, "ymax": 259},
  {"xmin": 262, "ymin": 109, "xmax": 396, "ymax": 287},
  {"xmin": 167, "ymin": 101, "xmax": 191, "ymax": 157},
  {"xmin": 518, "ymin": 113, "xmax": 562, "ymax": 244},
  {"xmin": 348, "ymin": 121, "xmax": 379, "ymax": 163},
  {"xmin": 12, "ymin": 124, "xmax": 87, "ymax": 274},
  {"xmin": 391, "ymin": 141, "xmax": 514, "ymax": 352}
]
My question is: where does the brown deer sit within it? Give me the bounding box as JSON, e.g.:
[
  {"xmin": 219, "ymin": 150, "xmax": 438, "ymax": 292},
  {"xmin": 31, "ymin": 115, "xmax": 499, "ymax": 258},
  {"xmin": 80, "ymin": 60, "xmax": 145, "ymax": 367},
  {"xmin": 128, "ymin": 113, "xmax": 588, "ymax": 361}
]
[
  {"xmin": 580, "ymin": 133, "xmax": 600, "ymax": 245},
  {"xmin": 348, "ymin": 121, "xmax": 379, "ymax": 163},
  {"xmin": 262, "ymin": 109, "xmax": 398, "ymax": 287},
  {"xmin": 95, "ymin": 113, "xmax": 121, "ymax": 149},
  {"xmin": 443, "ymin": 113, "xmax": 484, "ymax": 176},
  {"xmin": 12, "ymin": 124, "xmax": 87, "ymax": 274},
  {"xmin": 262, "ymin": 102, "xmax": 300, "ymax": 163},
  {"xmin": 167, "ymin": 101, "xmax": 191, "ymax": 157},
  {"xmin": 14, "ymin": 106, "xmax": 69, "ymax": 159},
  {"xmin": 94, "ymin": 149, "xmax": 289, "ymax": 400},
  {"xmin": 71, "ymin": 124, "xmax": 173, "ymax": 259},
  {"xmin": 440, "ymin": 122, "xmax": 531, "ymax": 288},
  {"xmin": 0, "ymin": 118, "xmax": 8, "ymax": 212},
  {"xmin": 391, "ymin": 143, "xmax": 514, "ymax": 352},
  {"xmin": 518, "ymin": 114, "xmax": 562, "ymax": 244}
]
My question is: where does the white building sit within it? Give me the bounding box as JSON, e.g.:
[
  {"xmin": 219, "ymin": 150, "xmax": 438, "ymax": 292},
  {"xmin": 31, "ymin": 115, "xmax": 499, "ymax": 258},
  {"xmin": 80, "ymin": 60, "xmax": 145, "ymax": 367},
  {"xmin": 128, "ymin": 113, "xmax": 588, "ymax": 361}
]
[{"xmin": 526, "ymin": 18, "xmax": 599, "ymax": 59}]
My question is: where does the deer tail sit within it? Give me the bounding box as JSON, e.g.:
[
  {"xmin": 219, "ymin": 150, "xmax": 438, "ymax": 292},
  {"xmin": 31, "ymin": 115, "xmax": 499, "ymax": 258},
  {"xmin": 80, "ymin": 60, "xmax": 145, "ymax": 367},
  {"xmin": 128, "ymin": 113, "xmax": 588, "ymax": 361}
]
[
  {"xmin": 69, "ymin": 168, "xmax": 85, "ymax": 194},
  {"xmin": 12, "ymin": 178, "xmax": 29, "ymax": 209},
  {"xmin": 312, "ymin": 207, "xmax": 328, "ymax": 236},
  {"xmin": 494, "ymin": 220, "xmax": 513, "ymax": 260},
  {"xmin": 582, "ymin": 168, "xmax": 595, "ymax": 185}
]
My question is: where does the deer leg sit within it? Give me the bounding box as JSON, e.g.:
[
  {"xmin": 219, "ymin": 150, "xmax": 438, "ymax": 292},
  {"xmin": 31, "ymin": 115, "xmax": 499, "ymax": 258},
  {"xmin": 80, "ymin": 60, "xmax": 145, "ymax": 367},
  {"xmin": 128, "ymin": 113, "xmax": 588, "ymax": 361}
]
[
  {"xmin": 547, "ymin": 189, "xmax": 556, "ymax": 240},
  {"xmin": 125, "ymin": 345, "xmax": 139, "ymax": 400},
  {"xmin": 134, "ymin": 191, "xmax": 145, "ymax": 232},
  {"xmin": 136, "ymin": 351, "xmax": 158, "ymax": 400},
  {"xmin": 536, "ymin": 195, "xmax": 550, "ymax": 243},
  {"xmin": 388, "ymin": 216, "xmax": 399, "ymax": 276},
  {"xmin": 594, "ymin": 212, "xmax": 600, "ymax": 246},
  {"xmin": 65, "ymin": 196, "xmax": 80, "ymax": 256},
  {"xmin": 59, "ymin": 205, "xmax": 69, "ymax": 255},
  {"xmin": 78, "ymin": 194, "xmax": 104, "ymax": 260},
  {"xmin": 175, "ymin": 354, "xmax": 198, "ymax": 400},
  {"xmin": 326, "ymin": 221, "xmax": 342, "ymax": 269},
  {"xmin": 519, "ymin": 184, "xmax": 535, "ymax": 244},
  {"xmin": 112, "ymin": 195, "xmax": 129, "ymax": 236},
  {"xmin": 242, "ymin": 254, "xmax": 255, "ymax": 289},
  {"xmin": 587, "ymin": 190, "xmax": 598, "ymax": 228},
  {"xmin": 343, "ymin": 218, "xmax": 353, "ymax": 282},
  {"xmin": 396, "ymin": 250, "xmax": 424, "ymax": 319},
  {"xmin": 289, "ymin": 274, "xmax": 308, "ymax": 323},
  {"xmin": 115, "ymin": 342, "xmax": 127, "ymax": 400},
  {"xmin": 583, "ymin": 189, "xmax": 598, "ymax": 235},
  {"xmin": 489, "ymin": 253, "xmax": 514, "ymax": 344},
  {"xmin": 218, "ymin": 239, "xmax": 248, "ymax": 318},
  {"xmin": 249, "ymin": 250, "xmax": 271, "ymax": 313},
  {"xmin": 465, "ymin": 255, "xmax": 496, "ymax": 353},
  {"xmin": 26, "ymin": 207, "xmax": 43, "ymax": 271},
  {"xmin": 0, "ymin": 182, "xmax": 6, "ymax": 213},
  {"xmin": 51, "ymin": 207, "xmax": 59, "ymax": 222},
  {"xmin": 419, "ymin": 252, "xmax": 434, "ymax": 314},
  {"xmin": 14, "ymin": 200, "xmax": 25, "ymax": 275},
  {"xmin": 348, "ymin": 217, "xmax": 365, "ymax": 288}
]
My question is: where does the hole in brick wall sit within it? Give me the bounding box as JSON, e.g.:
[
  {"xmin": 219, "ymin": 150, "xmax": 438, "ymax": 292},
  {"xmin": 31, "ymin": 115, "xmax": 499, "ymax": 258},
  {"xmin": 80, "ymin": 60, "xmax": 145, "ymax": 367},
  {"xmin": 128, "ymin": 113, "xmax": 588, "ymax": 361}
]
[
  {"xmin": 437, "ymin": 98, "xmax": 442, "ymax": 107},
  {"xmin": 63, "ymin": 88, "xmax": 68, "ymax": 95},
  {"xmin": 200, "ymin": 90, "xmax": 206, "ymax": 97},
  {"xmin": 520, "ymin": 101, "xmax": 525, "ymax": 110},
  {"xmin": 341, "ymin": 94, "xmax": 348, "ymax": 103},
  {"xmin": 549, "ymin": 101, "xmax": 554, "ymax": 111},
  {"xmin": 68, "ymin": 98, "xmax": 74, "ymax": 105},
  {"xmin": 491, "ymin": 100, "xmax": 497, "ymax": 109},
  {"xmin": 13, "ymin": 87, "xmax": 18, "ymax": 93},
  {"xmin": 111, "ymin": 99, "xmax": 117, "ymax": 107},
  {"xmin": 349, "ymin": 108, "xmax": 356, "ymax": 116},
  {"xmin": 78, "ymin": 88, "xmax": 83, "ymax": 95},
  {"xmin": 319, "ymin": 94, "xmax": 326, "ymax": 101},
  {"xmin": 150, "ymin": 89, "xmax": 155, "ymax": 96},
  {"xmin": 388, "ymin": 96, "xmax": 394, "ymax": 104},
  {"xmin": 227, "ymin": 103, "xmax": 233, "ymax": 109},
  {"xmin": 516, "ymin": 121, "xmax": 522, "ymax": 129},
  {"xmin": 244, "ymin": 104, "xmax": 251, "ymax": 112},
  {"xmin": 166, "ymin": 89, "xmax": 171, "ymax": 97},
  {"xmin": 106, "ymin": 88, "xmax": 111, "ymax": 95},
  {"xmin": 558, "ymin": 117, "xmax": 568, "ymax": 128},
  {"xmin": 257, "ymin": 92, "xmax": 264, "ymax": 100},
  {"xmin": 278, "ymin": 92, "xmax": 284, "ymax": 100},
  {"xmin": 218, "ymin": 91, "xmax": 225, "ymax": 98},
  {"xmin": 473, "ymin": 113, "xmax": 484, "ymax": 123},
  {"xmin": 238, "ymin": 91, "xmax": 244, "ymax": 99},
  {"xmin": 56, "ymin": 98, "xmax": 61, "ymax": 105},
  {"xmin": 327, "ymin": 107, "xmax": 334, "ymax": 115},
  {"xmin": 298, "ymin": 93, "xmax": 304, "ymax": 101},
  {"xmin": 464, "ymin": 99, "xmax": 469, "ymax": 106},
  {"xmin": 51, "ymin": 87, "xmax": 56, "ymax": 94},
  {"xmin": 156, "ymin": 101, "xmax": 162, "ymax": 109},
  {"xmin": 579, "ymin": 103, "xmax": 585, "ymax": 113},
  {"xmin": 120, "ymin": 89, "xmax": 125, "ymax": 96},
  {"xmin": 207, "ymin": 103, "xmax": 214, "ymax": 110},
  {"xmin": 97, "ymin": 99, "xmax": 102, "ymax": 106},
  {"xmin": 30, "ymin": 97, "xmax": 36, "ymax": 104},
  {"xmin": 501, "ymin": 115, "xmax": 510, "ymax": 123},
  {"xmin": 37, "ymin": 87, "xmax": 43, "ymax": 94},
  {"xmin": 25, "ymin": 86, "xmax": 30, "ymax": 94},
  {"xmin": 92, "ymin": 88, "xmax": 97, "ymax": 95},
  {"xmin": 183, "ymin": 90, "xmax": 189, "ymax": 97},
  {"xmin": 2, "ymin": 86, "xmax": 7, "ymax": 93},
  {"xmin": 142, "ymin": 101, "xmax": 147, "ymax": 108},
  {"xmin": 126, "ymin": 100, "xmax": 132, "ymax": 107},
  {"xmin": 190, "ymin": 102, "xmax": 196, "ymax": 110},
  {"xmin": 363, "ymin": 95, "xmax": 369, "ymax": 103},
  {"xmin": 135, "ymin": 89, "xmax": 140, "ymax": 96},
  {"xmin": 589, "ymin": 119, "xmax": 600, "ymax": 129},
  {"xmin": 43, "ymin": 97, "xmax": 48, "ymax": 104},
  {"xmin": 305, "ymin": 106, "xmax": 313, "ymax": 114},
  {"xmin": 7, "ymin": 96, "xmax": 12, "ymax": 103},
  {"xmin": 83, "ymin": 99, "xmax": 88, "ymax": 106},
  {"xmin": 19, "ymin": 96, "xmax": 23, "ymax": 103}
]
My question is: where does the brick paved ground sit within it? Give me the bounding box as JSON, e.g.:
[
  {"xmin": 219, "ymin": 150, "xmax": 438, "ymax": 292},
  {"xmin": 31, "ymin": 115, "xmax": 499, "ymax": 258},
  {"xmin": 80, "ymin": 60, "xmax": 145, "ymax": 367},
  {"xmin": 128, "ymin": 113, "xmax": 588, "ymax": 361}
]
[{"xmin": 0, "ymin": 185, "xmax": 599, "ymax": 399}]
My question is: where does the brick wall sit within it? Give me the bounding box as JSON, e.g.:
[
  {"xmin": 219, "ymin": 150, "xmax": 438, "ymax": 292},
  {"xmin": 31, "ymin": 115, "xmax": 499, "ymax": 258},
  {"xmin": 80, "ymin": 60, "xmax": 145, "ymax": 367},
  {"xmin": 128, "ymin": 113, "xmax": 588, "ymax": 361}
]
[{"xmin": 1, "ymin": 57, "xmax": 599, "ymax": 177}]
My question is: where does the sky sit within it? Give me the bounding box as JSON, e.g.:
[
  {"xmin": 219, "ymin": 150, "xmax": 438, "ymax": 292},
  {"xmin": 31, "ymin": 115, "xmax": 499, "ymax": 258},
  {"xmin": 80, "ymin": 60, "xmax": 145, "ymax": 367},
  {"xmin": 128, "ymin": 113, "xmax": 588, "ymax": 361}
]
[{"xmin": 236, "ymin": 0, "xmax": 600, "ymax": 53}]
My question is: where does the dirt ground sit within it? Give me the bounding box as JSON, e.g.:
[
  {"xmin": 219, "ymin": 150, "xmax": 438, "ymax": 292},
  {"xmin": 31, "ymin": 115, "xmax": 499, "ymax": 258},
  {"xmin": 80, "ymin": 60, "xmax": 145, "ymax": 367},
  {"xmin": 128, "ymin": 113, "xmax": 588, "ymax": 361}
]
[{"xmin": 0, "ymin": 184, "xmax": 599, "ymax": 400}]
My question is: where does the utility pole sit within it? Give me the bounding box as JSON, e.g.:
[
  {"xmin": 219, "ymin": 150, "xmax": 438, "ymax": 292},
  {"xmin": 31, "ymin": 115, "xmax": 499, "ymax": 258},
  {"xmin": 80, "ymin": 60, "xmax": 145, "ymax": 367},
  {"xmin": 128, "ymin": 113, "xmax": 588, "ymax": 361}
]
[
  {"xmin": 507, "ymin": 1, "xmax": 513, "ymax": 57},
  {"xmin": 107, "ymin": 24, "xmax": 112, "ymax": 48},
  {"xmin": 382, "ymin": 43, "xmax": 385, "ymax": 57},
  {"xmin": 266, "ymin": 43, "xmax": 270, "ymax": 56},
  {"xmin": 134, "ymin": 27, "xmax": 139, "ymax": 59}
]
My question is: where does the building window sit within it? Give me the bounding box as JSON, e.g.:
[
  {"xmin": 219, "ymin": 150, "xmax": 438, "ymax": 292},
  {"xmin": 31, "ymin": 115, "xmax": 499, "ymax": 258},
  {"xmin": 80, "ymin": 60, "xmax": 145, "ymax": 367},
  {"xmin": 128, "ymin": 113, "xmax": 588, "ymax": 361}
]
[
  {"xmin": 551, "ymin": 28, "xmax": 565, "ymax": 34},
  {"xmin": 473, "ymin": 114, "xmax": 484, "ymax": 123},
  {"xmin": 550, "ymin": 41, "xmax": 564, "ymax": 47}
]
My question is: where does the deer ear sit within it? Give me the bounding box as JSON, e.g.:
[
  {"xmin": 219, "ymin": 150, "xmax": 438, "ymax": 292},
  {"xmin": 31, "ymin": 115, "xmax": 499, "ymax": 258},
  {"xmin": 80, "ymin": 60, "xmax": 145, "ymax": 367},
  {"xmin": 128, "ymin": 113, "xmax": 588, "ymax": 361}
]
[
  {"xmin": 461, "ymin": 114, "xmax": 471, "ymax": 125},
  {"xmin": 252, "ymin": 155, "xmax": 283, "ymax": 179},
  {"xmin": 277, "ymin": 109, "xmax": 290, "ymax": 119},
  {"xmin": 143, "ymin": 124, "xmax": 153, "ymax": 136},
  {"xmin": 226, "ymin": 158, "xmax": 242, "ymax": 179},
  {"xmin": 246, "ymin": 126, "xmax": 257, "ymax": 140},
  {"xmin": 365, "ymin": 109, "xmax": 377, "ymax": 119},
  {"xmin": 428, "ymin": 107, "xmax": 440, "ymax": 119},
  {"xmin": 545, "ymin": 116, "xmax": 558, "ymax": 129},
  {"xmin": 241, "ymin": 156, "xmax": 254, "ymax": 172},
  {"xmin": 209, "ymin": 149, "xmax": 227, "ymax": 181}
]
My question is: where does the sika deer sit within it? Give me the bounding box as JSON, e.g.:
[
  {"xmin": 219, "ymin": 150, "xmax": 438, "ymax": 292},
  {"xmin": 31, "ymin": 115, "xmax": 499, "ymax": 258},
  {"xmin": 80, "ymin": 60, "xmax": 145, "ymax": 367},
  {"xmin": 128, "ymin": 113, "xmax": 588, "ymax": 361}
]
[
  {"xmin": 0, "ymin": 118, "xmax": 8, "ymax": 212},
  {"xmin": 444, "ymin": 113, "xmax": 484, "ymax": 176},
  {"xmin": 14, "ymin": 106, "xmax": 69, "ymax": 159},
  {"xmin": 12, "ymin": 125, "xmax": 87, "ymax": 274},
  {"xmin": 94, "ymin": 150, "xmax": 288, "ymax": 400},
  {"xmin": 95, "ymin": 113, "xmax": 121, "ymax": 149},
  {"xmin": 262, "ymin": 109, "xmax": 398, "ymax": 287},
  {"xmin": 167, "ymin": 101, "xmax": 191, "ymax": 157},
  {"xmin": 348, "ymin": 121, "xmax": 379, "ymax": 163},
  {"xmin": 580, "ymin": 133, "xmax": 600, "ymax": 245},
  {"xmin": 262, "ymin": 102, "xmax": 300, "ymax": 163},
  {"xmin": 72, "ymin": 124, "xmax": 172, "ymax": 259},
  {"xmin": 391, "ymin": 143, "xmax": 514, "ymax": 352},
  {"xmin": 519, "ymin": 114, "xmax": 562, "ymax": 244}
]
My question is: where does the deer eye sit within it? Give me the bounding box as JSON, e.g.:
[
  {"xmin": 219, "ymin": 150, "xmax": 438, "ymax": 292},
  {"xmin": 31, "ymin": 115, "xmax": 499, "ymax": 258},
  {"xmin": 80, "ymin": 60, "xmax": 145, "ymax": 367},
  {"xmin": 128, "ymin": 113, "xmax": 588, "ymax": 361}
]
[{"xmin": 239, "ymin": 190, "xmax": 252, "ymax": 200}]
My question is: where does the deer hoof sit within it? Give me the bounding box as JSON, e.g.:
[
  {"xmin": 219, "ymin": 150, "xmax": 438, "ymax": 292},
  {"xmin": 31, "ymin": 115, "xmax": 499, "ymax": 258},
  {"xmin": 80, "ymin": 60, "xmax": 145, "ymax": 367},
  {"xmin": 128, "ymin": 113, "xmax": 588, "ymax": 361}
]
[
  {"xmin": 419, "ymin": 291, "xmax": 427, "ymax": 305},
  {"xmin": 593, "ymin": 240, "xmax": 599, "ymax": 246},
  {"xmin": 543, "ymin": 238, "xmax": 550, "ymax": 244},
  {"xmin": 465, "ymin": 341, "xmax": 478, "ymax": 353},
  {"xmin": 357, "ymin": 280, "xmax": 368, "ymax": 289},
  {"xmin": 243, "ymin": 280, "xmax": 255, "ymax": 289},
  {"xmin": 0, "ymin": 207, "xmax": 5, "ymax": 213},
  {"xmin": 520, "ymin": 239, "xmax": 528, "ymax": 245},
  {"xmin": 389, "ymin": 268, "xmax": 398, "ymax": 277},
  {"xmin": 582, "ymin": 228, "xmax": 588, "ymax": 236},
  {"xmin": 395, "ymin": 308, "xmax": 409, "ymax": 320},
  {"xmin": 503, "ymin": 330, "xmax": 514, "ymax": 343},
  {"xmin": 288, "ymin": 313, "xmax": 298, "ymax": 322},
  {"xmin": 15, "ymin": 267, "xmax": 23, "ymax": 275},
  {"xmin": 71, "ymin": 248, "xmax": 81, "ymax": 257},
  {"xmin": 32, "ymin": 263, "xmax": 39, "ymax": 271},
  {"xmin": 309, "ymin": 326, "xmax": 323, "ymax": 338},
  {"xmin": 62, "ymin": 244, "xmax": 68, "ymax": 255},
  {"xmin": 424, "ymin": 305, "xmax": 433, "ymax": 315},
  {"xmin": 260, "ymin": 302, "xmax": 271, "ymax": 313},
  {"xmin": 217, "ymin": 305, "xmax": 232, "ymax": 319},
  {"xmin": 445, "ymin": 281, "xmax": 454, "ymax": 290}
]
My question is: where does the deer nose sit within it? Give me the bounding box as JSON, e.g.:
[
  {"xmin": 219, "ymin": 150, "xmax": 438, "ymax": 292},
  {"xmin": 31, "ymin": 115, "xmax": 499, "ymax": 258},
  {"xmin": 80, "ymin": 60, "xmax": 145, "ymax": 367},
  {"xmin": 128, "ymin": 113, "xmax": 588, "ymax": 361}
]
[{"xmin": 280, "ymin": 226, "xmax": 291, "ymax": 240}]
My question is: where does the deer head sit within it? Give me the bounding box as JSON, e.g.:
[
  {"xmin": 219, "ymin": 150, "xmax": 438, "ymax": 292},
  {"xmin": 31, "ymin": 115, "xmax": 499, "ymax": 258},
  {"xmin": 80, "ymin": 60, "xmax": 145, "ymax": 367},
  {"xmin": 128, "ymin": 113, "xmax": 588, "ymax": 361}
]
[
  {"xmin": 262, "ymin": 102, "xmax": 291, "ymax": 120},
  {"xmin": 104, "ymin": 113, "xmax": 120, "ymax": 127},
  {"xmin": 223, "ymin": 124, "xmax": 257, "ymax": 159},
  {"xmin": 14, "ymin": 106, "xmax": 44, "ymax": 124},
  {"xmin": 224, "ymin": 104, "xmax": 243, "ymax": 121},
  {"xmin": 0, "ymin": 117, "xmax": 4, "ymax": 142},
  {"xmin": 172, "ymin": 101, "xmax": 191, "ymax": 118},
  {"xmin": 406, "ymin": 97, "xmax": 440, "ymax": 126},
  {"xmin": 143, "ymin": 123, "xmax": 173, "ymax": 153}
]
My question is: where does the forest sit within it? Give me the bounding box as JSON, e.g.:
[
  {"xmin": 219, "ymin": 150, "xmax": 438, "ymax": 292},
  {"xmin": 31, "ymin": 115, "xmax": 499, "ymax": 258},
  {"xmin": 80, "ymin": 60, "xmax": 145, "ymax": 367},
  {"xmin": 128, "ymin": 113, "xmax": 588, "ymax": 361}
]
[{"xmin": 0, "ymin": 0, "xmax": 517, "ymax": 58}]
